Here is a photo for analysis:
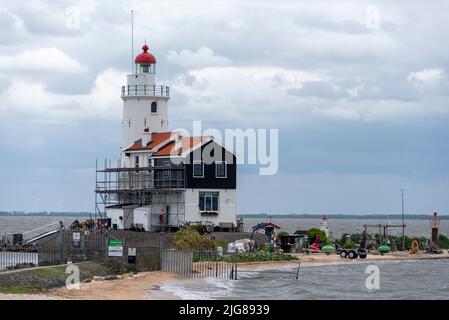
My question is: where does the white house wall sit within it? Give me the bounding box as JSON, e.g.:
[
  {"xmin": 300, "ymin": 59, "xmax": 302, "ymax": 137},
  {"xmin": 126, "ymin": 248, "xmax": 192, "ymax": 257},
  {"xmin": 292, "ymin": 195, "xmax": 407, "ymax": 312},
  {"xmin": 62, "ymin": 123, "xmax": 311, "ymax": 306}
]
[
  {"xmin": 106, "ymin": 206, "xmax": 136, "ymax": 229},
  {"xmin": 184, "ymin": 188, "xmax": 236, "ymax": 226},
  {"xmin": 106, "ymin": 208, "xmax": 124, "ymax": 229}
]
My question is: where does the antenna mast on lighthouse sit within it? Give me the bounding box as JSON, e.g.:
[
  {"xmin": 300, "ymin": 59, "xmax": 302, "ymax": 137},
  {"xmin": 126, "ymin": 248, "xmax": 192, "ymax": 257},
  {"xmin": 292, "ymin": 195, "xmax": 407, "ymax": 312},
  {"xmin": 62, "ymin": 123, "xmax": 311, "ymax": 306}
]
[{"xmin": 131, "ymin": 10, "xmax": 134, "ymax": 74}]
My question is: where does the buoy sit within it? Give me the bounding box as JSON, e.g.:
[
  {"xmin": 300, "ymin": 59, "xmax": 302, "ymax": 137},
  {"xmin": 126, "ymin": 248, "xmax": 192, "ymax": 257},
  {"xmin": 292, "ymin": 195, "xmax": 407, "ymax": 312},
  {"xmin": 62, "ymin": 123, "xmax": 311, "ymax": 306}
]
[
  {"xmin": 377, "ymin": 242, "xmax": 391, "ymax": 254},
  {"xmin": 378, "ymin": 243, "xmax": 390, "ymax": 254},
  {"xmin": 321, "ymin": 239, "xmax": 335, "ymax": 254},
  {"xmin": 408, "ymin": 239, "xmax": 419, "ymax": 254}
]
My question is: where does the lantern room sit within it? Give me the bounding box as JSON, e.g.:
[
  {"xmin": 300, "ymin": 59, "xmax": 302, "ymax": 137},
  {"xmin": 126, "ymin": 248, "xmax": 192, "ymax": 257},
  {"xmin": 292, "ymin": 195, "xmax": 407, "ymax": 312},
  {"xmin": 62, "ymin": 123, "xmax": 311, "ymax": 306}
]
[{"xmin": 135, "ymin": 44, "xmax": 156, "ymax": 74}]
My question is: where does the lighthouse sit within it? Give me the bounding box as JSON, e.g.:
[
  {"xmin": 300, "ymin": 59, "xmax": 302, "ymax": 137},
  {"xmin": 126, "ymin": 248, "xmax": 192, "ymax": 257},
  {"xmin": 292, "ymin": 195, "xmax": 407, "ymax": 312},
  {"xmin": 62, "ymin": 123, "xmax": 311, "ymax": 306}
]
[
  {"xmin": 120, "ymin": 43, "xmax": 170, "ymax": 165},
  {"xmin": 96, "ymin": 41, "xmax": 237, "ymax": 233}
]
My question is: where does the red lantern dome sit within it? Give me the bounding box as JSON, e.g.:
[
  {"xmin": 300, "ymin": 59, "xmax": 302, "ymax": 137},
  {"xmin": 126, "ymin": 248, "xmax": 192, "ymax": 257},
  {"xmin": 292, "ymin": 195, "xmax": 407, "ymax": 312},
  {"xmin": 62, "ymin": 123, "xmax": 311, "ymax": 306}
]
[{"xmin": 135, "ymin": 44, "xmax": 156, "ymax": 64}]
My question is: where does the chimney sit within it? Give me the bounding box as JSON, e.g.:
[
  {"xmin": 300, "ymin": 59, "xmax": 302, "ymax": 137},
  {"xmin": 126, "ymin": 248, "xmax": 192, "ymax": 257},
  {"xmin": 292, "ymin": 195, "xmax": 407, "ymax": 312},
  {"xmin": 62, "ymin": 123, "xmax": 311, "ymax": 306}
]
[
  {"xmin": 142, "ymin": 131, "xmax": 152, "ymax": 148},
  {"xmin": 174, "ymin": 133, "xmax": 183, "ymax": 153}
]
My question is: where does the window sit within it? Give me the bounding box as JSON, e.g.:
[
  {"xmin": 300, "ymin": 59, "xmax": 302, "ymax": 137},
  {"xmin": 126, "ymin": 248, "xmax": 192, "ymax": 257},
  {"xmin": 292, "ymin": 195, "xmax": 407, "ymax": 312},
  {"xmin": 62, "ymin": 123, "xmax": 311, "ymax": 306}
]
[
  {"xmin": 163, "ymin": 161, "xmax": 170, "ymax": 178},
  {"xmin": 199, "ymin": 192, "xmax": 219, "ymax": 211},
  {"xmin": 135, "ymin": 156, "xmax": 139, "ymax": 168},
  {"xmin": 144, "ymin": 117, "xmax": 147, "ymax": 127},
  {"xmin": 216, "ymin": 161, "xmax": 227, "ymax": 178},
  {"xmin": 141, "ymin": 64, "xmax": 149, "ymax": 73},
  {"xmin": 151, "ymin": 101, "xmax": 157, "ymax": 113},
  {"xmin": 193, "ymin": 161, "xmax": 204, "ymax": 178}
]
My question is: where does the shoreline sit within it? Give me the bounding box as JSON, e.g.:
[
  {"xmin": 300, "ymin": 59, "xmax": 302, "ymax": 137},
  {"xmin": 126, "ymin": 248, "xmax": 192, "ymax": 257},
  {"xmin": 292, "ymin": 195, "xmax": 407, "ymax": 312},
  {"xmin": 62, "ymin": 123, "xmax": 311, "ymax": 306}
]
[
  {"xmin": 236, "ymin": 250, "xmax": 449, "ymax": 270},
  {"xmin": 1, "ymin": 251, "xmax": 448, "ymax": 300}
]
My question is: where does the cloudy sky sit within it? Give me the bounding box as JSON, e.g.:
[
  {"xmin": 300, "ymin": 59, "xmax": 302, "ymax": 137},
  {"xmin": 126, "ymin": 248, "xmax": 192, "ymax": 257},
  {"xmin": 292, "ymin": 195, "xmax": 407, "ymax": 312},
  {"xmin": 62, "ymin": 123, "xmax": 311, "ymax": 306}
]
[{"xmin": 0, "ymin": 0, "xmax": 448, "ymax": 215}]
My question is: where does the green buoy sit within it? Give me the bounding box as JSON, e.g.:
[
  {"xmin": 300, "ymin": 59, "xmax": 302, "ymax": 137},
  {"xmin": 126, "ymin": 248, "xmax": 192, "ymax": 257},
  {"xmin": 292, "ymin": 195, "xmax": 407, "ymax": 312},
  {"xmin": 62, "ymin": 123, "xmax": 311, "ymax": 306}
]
[
  {"xmin": 321, "ymin": 239, "xmax": 335, "ymax": 254},
  {"xmin": 378, "ymin": 242, "xmax": 390, "ymax": 254},
  {"xmin": 321, "ymin": 245, "xmax": 335, "ymax": 254}
]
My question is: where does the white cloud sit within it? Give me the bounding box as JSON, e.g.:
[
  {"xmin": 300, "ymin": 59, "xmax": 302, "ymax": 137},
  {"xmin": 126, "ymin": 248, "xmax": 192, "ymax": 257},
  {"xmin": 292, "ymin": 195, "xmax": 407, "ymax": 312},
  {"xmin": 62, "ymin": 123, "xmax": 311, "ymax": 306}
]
[
  {"xmin": 407, "ymin": 68, "xmax": 447, "ymax": 86},
  {"xmin": 166, "ymin": 47, "xmax": 231, "ymax": 68},
  {"xmin": 0, "ymin": 47, "xmax": 87, "ymax": 73},
  {"xmin": 170, "ymin": 66, "xmax": 449, "ymax": 125},
  {"xmin": 170, "ymin": 66, "xmax": 331, "ymax": 125},
  {"xmin": 0, "ymin": 68, "xmax": 123, "ymax": 123},
  {"xmin": 346, "ymin": 84, "xmax": 365, "ymax": 97}
]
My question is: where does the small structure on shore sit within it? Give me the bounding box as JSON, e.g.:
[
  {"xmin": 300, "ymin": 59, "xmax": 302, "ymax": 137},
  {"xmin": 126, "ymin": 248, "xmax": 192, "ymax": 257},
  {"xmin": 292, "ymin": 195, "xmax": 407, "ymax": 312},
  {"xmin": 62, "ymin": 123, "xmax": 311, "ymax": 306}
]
[
  {"xmin": 362, "ymin": 223, "xmax": 406, "ymax": 253},
  {"xmin": 319, "ymin": 215, "xmax": 330, "ymax": 238},
  {"xmin": 431, "ymin": 212, "xmax": 440, "ymax": 246},
  {"xmin": 252, "ymin": 222, "xmax": 281, "ymax": 237}
]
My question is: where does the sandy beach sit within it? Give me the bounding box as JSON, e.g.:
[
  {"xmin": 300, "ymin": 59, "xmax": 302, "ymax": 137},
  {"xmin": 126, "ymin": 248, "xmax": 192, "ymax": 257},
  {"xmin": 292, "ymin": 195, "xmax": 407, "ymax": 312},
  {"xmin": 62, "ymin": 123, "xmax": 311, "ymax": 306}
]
[
  {"xmin": 0, "ymin": 271, "xmax": 180, "ymax": 300},
  {"xmin": 1, "ymin": 251, "xmax": 448, "ymax": 300}
]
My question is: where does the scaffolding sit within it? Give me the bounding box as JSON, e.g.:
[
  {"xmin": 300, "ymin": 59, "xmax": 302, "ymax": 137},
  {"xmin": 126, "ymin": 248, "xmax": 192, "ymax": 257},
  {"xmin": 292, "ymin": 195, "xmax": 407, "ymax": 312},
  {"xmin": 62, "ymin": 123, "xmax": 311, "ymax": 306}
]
[{"xmin": 95, "ymin": 158, "xmax": 186, "ymax": 231}]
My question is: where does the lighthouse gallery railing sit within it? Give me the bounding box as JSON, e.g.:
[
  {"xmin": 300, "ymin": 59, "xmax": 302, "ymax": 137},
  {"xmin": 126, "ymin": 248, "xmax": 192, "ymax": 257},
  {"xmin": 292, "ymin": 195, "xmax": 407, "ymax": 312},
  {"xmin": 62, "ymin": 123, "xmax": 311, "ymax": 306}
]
[{"xmin": 121, "ymin": 85, "xmax": 170, "ymax": 97}]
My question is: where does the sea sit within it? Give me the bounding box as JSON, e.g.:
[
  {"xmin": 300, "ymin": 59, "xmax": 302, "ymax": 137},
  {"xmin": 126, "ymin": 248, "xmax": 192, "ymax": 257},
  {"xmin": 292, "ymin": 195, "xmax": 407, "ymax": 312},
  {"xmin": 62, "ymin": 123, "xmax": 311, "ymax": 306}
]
[
  {"xmin": 242, "ymin": 217, "xmax": 448, "ymax": 238},
  {"xmin": 1, "ymin": 215, "xmax": 448, "ymax": 238},
  {"xmin": 156, "ymin": 259, "xmax": 449, "ymax": 300}
]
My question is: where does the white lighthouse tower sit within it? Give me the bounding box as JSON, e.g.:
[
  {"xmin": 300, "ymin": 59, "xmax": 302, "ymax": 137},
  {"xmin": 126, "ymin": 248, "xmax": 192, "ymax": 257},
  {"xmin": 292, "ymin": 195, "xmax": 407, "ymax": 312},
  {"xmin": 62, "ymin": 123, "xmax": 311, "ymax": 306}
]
[{"xmin": 121, "ymin": 43, "xmax": 170, "ymax": 164}]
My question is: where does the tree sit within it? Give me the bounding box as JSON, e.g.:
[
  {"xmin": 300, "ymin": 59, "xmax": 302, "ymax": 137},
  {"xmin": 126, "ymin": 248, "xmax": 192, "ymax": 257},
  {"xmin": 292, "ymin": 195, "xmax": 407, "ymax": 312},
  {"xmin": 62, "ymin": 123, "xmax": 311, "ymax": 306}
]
[{"xmin": 307, "ymin": 228, "xmax": 327, "ymax": 243}]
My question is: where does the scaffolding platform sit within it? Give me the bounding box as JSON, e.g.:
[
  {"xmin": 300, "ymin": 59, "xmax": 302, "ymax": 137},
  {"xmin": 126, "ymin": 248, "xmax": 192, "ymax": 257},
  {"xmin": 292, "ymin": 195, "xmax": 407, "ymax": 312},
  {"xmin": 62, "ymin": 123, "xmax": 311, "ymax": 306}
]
[{"xmin": 95, "ymin": 159, "xmax": 186, "ymax": 231}]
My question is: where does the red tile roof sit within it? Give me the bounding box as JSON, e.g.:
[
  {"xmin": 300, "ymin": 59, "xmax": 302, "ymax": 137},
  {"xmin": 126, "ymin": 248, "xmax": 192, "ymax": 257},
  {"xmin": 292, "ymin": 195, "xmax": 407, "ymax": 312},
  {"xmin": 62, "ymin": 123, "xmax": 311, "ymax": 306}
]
[
  {"xmin": 153, "ymin": 136, "xmax": 208, "ymax": 156},
  {"xmin": 124, "ymin": 132, "xmax": 175, "ymax": 151},
  {"xmin": 124, "ymin": 132, "xmax": 209, "ymax": 156}
]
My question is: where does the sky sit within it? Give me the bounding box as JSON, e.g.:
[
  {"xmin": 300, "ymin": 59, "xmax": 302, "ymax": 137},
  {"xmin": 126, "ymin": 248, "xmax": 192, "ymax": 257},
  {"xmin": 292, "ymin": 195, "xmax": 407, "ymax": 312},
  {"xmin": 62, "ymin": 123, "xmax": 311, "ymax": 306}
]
[{"xmin": 0, "ymin": 0, "xmax": 448, "ymax": 215}]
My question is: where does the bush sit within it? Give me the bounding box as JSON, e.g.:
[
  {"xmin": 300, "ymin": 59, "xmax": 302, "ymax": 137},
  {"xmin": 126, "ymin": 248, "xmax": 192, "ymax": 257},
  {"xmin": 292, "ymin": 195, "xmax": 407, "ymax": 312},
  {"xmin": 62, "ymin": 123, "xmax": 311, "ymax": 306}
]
[
  {"xmin": 174, "ymin": 227, "xmax": 216, "ymax": 250},
  {"xmin": 308, "ymin": 228, "xmax": 326, "ymax": 243},
  {"xmin": 215, "ymin": 240, "xmax": 228, "ymax": 250},
  {"xmin": 277, "ymin": 231, "xmax": 289, "ymax": 239},
  {"xmin": 350, "ymin": 233, "xmax": 362, "ymax": 244},
  {"xmin": 438, "ymin": 234, "xmax": 449, "ymax": 249}
]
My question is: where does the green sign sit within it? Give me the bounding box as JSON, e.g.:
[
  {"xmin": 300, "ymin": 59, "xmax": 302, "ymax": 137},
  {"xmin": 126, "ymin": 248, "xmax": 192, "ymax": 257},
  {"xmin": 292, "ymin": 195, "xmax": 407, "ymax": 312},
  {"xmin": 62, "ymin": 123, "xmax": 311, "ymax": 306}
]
[
  {"xmin": 108, "ymin": 239, "xmax": 124, "ymax": 257},
  {"xmin": 108, "ymin": 239, "xmax": 123, "ymax": 247}
]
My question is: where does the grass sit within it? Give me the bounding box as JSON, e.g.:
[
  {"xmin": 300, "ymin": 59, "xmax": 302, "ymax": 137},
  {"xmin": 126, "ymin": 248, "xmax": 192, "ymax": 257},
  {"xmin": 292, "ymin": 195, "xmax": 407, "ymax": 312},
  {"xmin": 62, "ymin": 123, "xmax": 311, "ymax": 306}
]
[
  {"xmin": 0, "ymin": 284, "xmax": 44, "ymax": 294},
  {"xmin": 0, "ymin": 262, "xmax": 116, "ymax": 294}
]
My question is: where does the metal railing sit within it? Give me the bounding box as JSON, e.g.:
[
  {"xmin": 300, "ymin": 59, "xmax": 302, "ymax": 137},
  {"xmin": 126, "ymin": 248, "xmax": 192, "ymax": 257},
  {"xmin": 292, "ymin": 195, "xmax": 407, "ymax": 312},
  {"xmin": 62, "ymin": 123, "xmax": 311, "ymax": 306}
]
[
  {"xmin": 121, "ymin": 85, "xmax": 170, "ymax": 97},
  {"xmin": 0, "ymin": 251, "xmax": 39, "ymax": 271},
  {"xmin": 161, "ymin": 249, "xmax": 237, "ymax": 279},
  {"xmin": 21, "ymin": 222, "xmax": 63, "ymax": 244}
]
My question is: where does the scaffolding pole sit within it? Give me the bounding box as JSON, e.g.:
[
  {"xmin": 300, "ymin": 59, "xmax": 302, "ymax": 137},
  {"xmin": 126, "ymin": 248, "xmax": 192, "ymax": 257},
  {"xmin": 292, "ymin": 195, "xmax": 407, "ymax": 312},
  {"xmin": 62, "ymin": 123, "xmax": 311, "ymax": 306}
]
[{"xmin": 95, "ymin": 158, "xmax": 186, "ymax": 231}]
